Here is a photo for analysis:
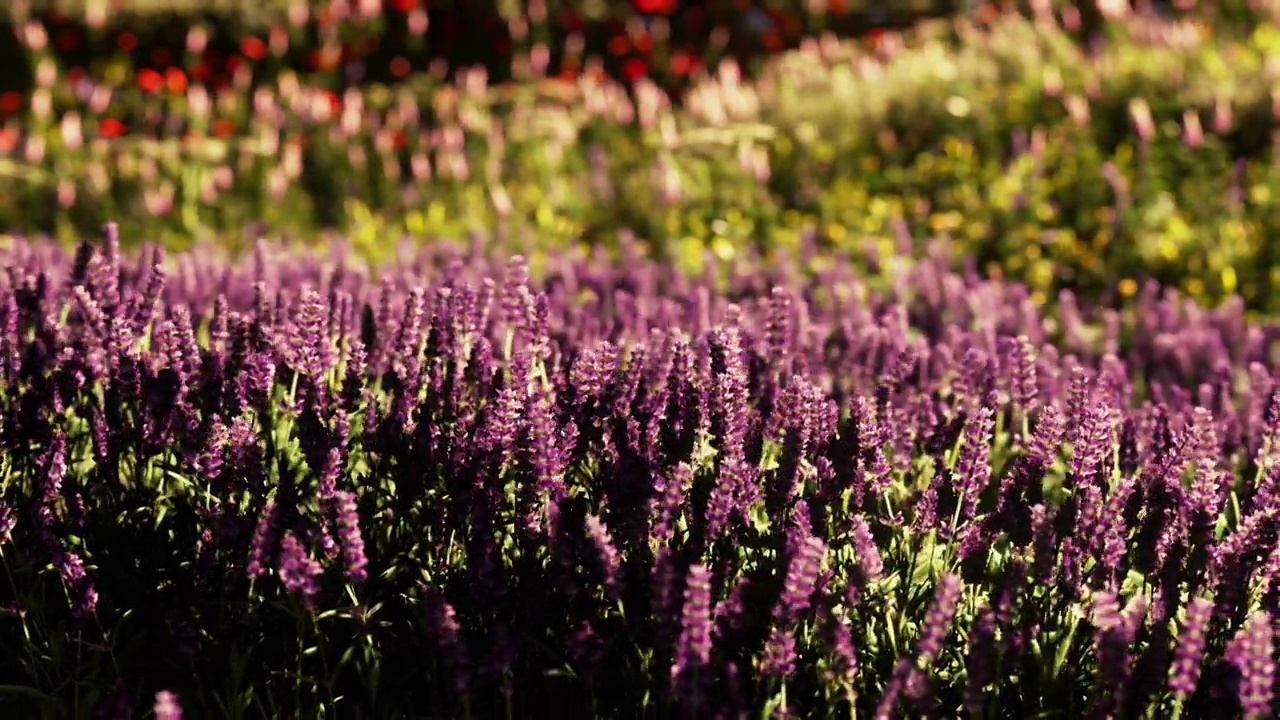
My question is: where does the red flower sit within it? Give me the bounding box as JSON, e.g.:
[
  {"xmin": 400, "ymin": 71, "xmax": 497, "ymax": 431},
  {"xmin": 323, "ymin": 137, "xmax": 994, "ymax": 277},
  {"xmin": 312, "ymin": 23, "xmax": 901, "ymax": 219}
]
[
  {"xmin": 241, "ymin": 36, "xmax": 267, "ymax": 61},
  {"xmin": 116, "ymin": 32, "xmax": 137, "ymax": 52},
  {"xmin": 165, "ymin": 68, "xmax": 188, "ymax": 94},
  {"xmin": 670, "ymin": 51, "xmax": 697, "ymax": 77},
  {"xmin": 635, "ymin": 0, "xmax": 678, "ymax": 14},
  {"xmin": 608, "ymin": 35, "xmax": 630, "ymax": 56},
  {"xmin": 54, "ymin": 28, "xmax": 80, "ymax": 52},
  {"xmin": 136, "ymin": 68, "xmax": 163, "ymax": 93},
  {"xmin": 623, "ymin": 58, "xmax": 648, "ymax": 82},
  {"xmin": 392, "ymin": 0, "xmax": 416, "ymax": 11},
  {"xmin": 0, "ymin": 91, "xmax": 24, "ymax": 114},
  {"xmin": 98, "ymin": 117, "xmax": 125, "ymax": 138},
  {"xmin": 559, "ymin": 9, "xmax": 584, "ymax": 33}
]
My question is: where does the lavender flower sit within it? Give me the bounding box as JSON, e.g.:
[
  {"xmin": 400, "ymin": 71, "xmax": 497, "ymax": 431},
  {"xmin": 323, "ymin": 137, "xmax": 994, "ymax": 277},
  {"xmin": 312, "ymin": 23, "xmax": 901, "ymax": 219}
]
[
  {"xmin": 153, "ymin": 691, "xmax": 182, "ymax": 720},
  {"xmin": 332, "ymin": 490, "xmax": 367, "ymax": 583},
  {"xmin": 584, "ymin": 514, "xmax": 620, "ymax": 593},
  {"xmin": 964, "ymin": 605, "xmax": 998, "ymax": 714},
  {"xmin": 1225, "ymin": 611, "xmax": 1276, "ymax": 720},
  {"xmin": 1169, "ymin": 596, "xmax": 1214, "ymax": 701},
  {"xmin": 916, "ymin": 573, "xmax": 963, "ymax": 666},
  {"xmin": 424, "ymin": 588, "xmax": 471, "ymax": 695},
  {"xmin": 0, "ymin": 503, "xmax": 14, "ymax": 545},
  {"xmin": 672, "ymin": 563, "xmax": 713, "ymax": 706},
  {"xmin": 277, "ymin": 532, "xmax": 322, "ymax": 604},
  {"xmin": 849, "ymin": 514, "xmax": 884, "ymax": 585}
]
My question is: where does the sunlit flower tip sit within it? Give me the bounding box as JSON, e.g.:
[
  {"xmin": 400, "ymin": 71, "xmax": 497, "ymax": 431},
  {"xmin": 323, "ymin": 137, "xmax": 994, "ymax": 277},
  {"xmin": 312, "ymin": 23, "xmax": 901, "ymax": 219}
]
[{"xmin": 153, "ymin": 691, "xmax": 182, "ymax": 720}]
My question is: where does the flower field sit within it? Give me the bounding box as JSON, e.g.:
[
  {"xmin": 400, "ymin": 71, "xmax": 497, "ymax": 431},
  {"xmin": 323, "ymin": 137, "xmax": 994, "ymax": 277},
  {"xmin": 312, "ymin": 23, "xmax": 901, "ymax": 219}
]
[
  {"xmin": 0, "ymin": 1, "xmax": 1277, "ymax": 719},
  {"xmin": 0, "ymin": 228, "xmax": 1275, "ymax": 717}
]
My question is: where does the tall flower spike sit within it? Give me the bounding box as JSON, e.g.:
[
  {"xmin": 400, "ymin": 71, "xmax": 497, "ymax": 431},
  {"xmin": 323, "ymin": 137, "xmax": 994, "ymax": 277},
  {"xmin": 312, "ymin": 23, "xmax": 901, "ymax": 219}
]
[
  {"xmin": 1225, "ymin": 611, "xmax": 1276, "ymax": 720},
  {"xmin": 671, "ymin": 563, "xmax": 713, "ymax": 707},
  {"xmin": 277, "ymin": 532, "xmax": 322, "ymax": 605},
  {"xmin": 333, "ymin": 490, "xmax": 368, "ymax": 583},
  {"xmin": 584, "ymin": 514, "xmax": 620, "ymax": 594},
  {"xmin": 916, "ymin": 573, "xmax": 963, "ymax": 666},
  {"xmin": 1168, "ymin": 596, "xmax": 1214, "ymax": 701}
]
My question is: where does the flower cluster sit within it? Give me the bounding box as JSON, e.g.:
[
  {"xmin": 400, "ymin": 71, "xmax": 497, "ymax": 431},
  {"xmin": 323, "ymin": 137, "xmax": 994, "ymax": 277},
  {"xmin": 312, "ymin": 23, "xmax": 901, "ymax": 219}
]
[{"xmin": 0, "ymin": 228, "xmax": 1273, "ymax": 716}]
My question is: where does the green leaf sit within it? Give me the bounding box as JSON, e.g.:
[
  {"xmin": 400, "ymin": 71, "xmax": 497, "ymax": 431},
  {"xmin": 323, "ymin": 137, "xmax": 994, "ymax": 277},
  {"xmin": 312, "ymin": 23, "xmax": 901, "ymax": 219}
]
[{"xmin": 0, "ymin": 685, "xmax": 58, "ymax": 716}]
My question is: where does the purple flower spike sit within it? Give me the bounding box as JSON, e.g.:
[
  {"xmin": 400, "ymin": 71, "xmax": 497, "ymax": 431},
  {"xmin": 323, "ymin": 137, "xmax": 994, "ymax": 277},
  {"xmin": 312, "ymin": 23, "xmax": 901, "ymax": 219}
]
[
  {"xmin": 1169, "ymin": 596, "xmax": 1214, "ymax": 701},
  {"xmin": 584, "ymin": 514, "xmax": 620, "ymax": 593},
  {"xmin": 333, "ymin": 490, "xmax": 368, "ymax": 583},
  {"xmin": 1225, "ymin": 611, "xmax": 1276, "ymax": 720},
  {"xmin": 916, "ymin": 573, "xmax": 963, "ymax": 666},
  {"xmin": 277, "ymin": 532, "xmax": 322, "ymax": 605},
  {"xmin": 153, "ymin": 690, "xmax": 182, "ymax": 720},
  {"xmin": 672, "ymin": 563, "xmax": 713, "ymax": 706}
]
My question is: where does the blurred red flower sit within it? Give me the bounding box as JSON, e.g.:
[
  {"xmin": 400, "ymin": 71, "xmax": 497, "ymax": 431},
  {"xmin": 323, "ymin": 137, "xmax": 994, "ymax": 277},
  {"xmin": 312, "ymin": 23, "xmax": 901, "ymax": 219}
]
[
  {"xmin": 559, "ymin": 9, "xmax": 584, "ymax": 33},
  {"xmin": 392, "ymin": 0, "xmax": 417, "ymax": 11},
  {"xmin": 1, "ymin": 92, "xmax": 24, "ymax": 114},
  {"xmin": 213, "ymin": 119, "xmax": 235, "ymax": 138},
  {"xmin": 0, "ymin": 128, "xmax": 16, "ymax": 153},
  {"xmin": 241, "ymin": 36, "xmax": 267, "ymax": 61},
  {"xmin": 137, "ymin": 68, "xmax": 163, "ymax": 93},
  {"xmin": 635, "ymin": 0, "xmax": 678, "ymax": 15},
  {"xmin": 98, "ymin": 117, "xmax": 125, "ymax": 138},
  {"xmin": 623, "ymin": 58, "xmax": 648, "ymax": 82},
  {"xmin": 165, "ymin": 68, "xmax": 188, "ymax": 94},
  {"xmin": 669, "ymin": 50, "xmax": 697, "ymax": 76},
  {"xmin": 117, "ymin": 32, "xmax": 137, "ymax": 52},
  {"xmin": 54, "ymin": 28, "xmax": 80, "ymax": 52}
]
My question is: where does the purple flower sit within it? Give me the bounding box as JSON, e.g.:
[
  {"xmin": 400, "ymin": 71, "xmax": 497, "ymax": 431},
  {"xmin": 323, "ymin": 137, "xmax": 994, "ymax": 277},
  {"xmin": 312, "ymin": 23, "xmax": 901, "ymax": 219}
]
[
  {"xmin": 56, "ymin": 550, "xmax": 98, "ymax": 621},
  {"xmin": 276, "ymin": 532, "xmax": 322, "ymax": 604},
  {"xmin": 39, "ymin": 430, "xmax": 68, "ymax": 504},
  {"xmin": 849, "ymin": 513, "xmax": 884, "ymax": 584},
  {"xmin": 916, "ymin": 573, "xmax": 963, "ymax": 666},
  {"xmin": 672, "ymin": 563, "xmax": 713, "ymax": 707},
  {"xmin": 567, "ymin": 620, "xmax": 604, "ymax": 671},
  {"xmin": 332, "ymin": 490, "xmax": 367, "ymax": 583},
  {"xmin": 153, "ymin": 690, "xmax": 182, "ymax": 720},
  {"xmin": 953, "ymin": 406, "xmax": 995, "ymax": 524},
  {"xmin": 1169, "ymin": 596, "xmax": 1214, "ymax": 701},
  {"xmin": 964, "ymin": 604, "xmax": 998, "ymax": 714},
  {"xmin": 424, "ymin": 588, "xmax": 470, "ymax": 695},
  {"xmin": 760, "ymin": 624, "xmax": 799, "ymax": 679},
  {"xmin": 817, "ymin": 598, "xmax": 858, "ymax": 685},
  {"xmin": 713, "ymin": 574, "xmax": 751, "ymax": 643},
  {"xmin": 1088, "ymin": 590, "xmax": 1146, "ymax": 716},
  {"xmin": 651, "ymin": 463, "xmax": 691, "ymax": 544},
  {"xmin": 584, "ymin": 514, "xmax": 620, "ymax": 594},
  {"xmin": 1000, "ymin": 334, "xmax": 1038, "ymax": 420},
  {"xmin": 776, "ymin": 535, "xmax": 826, "ymax": 625},
  {"xmin": 0, "ymin": 502, "xmax": 14, "ymax": 545},
  {"xmin": 1225, "ymin": 611, "xmax": 1275, "ymax": 720},
  {"xmin": 247, "ymin": 499, "xmax": 279, "ymax": 578}
]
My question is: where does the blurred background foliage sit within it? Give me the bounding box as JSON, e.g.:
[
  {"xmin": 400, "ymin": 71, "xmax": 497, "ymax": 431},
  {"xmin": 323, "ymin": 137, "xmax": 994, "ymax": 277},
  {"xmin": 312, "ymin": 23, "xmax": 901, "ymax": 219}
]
[{"xmin": 4, "ymin": 1, "xmax": 1280, "ymax": 313}]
